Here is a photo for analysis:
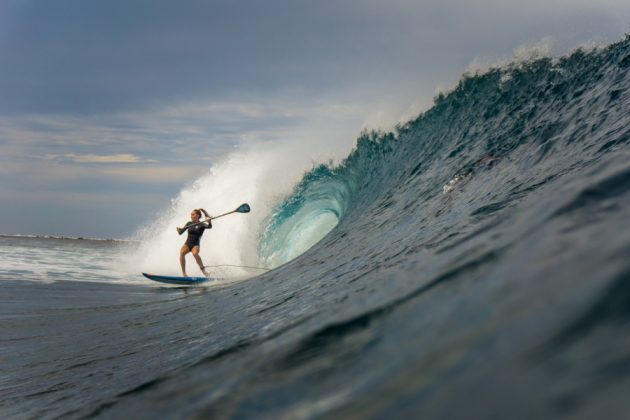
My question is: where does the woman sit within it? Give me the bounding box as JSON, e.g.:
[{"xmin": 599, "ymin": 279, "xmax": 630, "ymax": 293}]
[{"xmin": 177, "ymin": 208, "xmax": 212, "ymax": 277}]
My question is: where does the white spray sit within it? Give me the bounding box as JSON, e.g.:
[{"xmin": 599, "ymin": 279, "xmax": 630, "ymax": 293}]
[{"xmin": 127, "ymin": 135, "xmax": 356, "ymax": 279}]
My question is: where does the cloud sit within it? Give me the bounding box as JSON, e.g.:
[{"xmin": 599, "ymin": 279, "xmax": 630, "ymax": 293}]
[
  {"xmin": 44, "ymin": 153, "xmax": 152, "ymax": 164},
  {"xmin": 100, "ymin": 165, "xmax": 205, "ymax": 183},
  {"xmin": 2, "ymin": 0, "xmax": 630, "ymax": 237},
  {"xmin": 1, "ymin": 0, "xmax": 628, "ymax": 115},
  {"xmin": 0, "ymin": 95, "xmax": 369, "ymax": 171},
  {"xmin": 0, "ymin": 94, "xmax": 367, "ymax": 236}
]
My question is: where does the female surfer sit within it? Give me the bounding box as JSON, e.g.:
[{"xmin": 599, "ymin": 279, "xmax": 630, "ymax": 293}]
[{"xmin": 177, "ymin": 208, "xmax": 212, "ymax": 277}]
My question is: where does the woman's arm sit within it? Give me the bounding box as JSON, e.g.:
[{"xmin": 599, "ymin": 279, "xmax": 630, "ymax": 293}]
[{"xmin": 177, "ymin": 221, "xmax": 192, "ymax": 235}]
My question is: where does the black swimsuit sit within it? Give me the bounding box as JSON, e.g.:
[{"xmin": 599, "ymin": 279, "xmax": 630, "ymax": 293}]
[{"xmin": 179, "ymin": 220, "xmax": 212, "ymax": 249}]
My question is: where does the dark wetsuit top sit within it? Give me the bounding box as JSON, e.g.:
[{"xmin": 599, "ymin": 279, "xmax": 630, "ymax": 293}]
[{"xmin": 179, "ymin": 220, "xmax": 212, "ymax": 249}]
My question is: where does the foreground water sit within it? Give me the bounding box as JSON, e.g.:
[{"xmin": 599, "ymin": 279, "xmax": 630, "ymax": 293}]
[{"xmin": 2, "ymin": 37, "xmax": 630, "ymax": 419}]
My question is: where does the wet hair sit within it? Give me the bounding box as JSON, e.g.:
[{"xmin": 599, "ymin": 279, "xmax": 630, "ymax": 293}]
[{"xmin": 192, "ymin": 209, "xmax": 202, "ymax": 218}]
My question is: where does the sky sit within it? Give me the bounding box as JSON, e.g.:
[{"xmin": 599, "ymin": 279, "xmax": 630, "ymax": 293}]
[{"xmin": 1, "ymin": 0, "xmax": 629, "ymax": 238}]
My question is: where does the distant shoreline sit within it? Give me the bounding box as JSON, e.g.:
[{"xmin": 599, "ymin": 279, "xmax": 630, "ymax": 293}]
[{"xmin": 0, "ymin": 234, "xmax": 137, "ymax": 243}]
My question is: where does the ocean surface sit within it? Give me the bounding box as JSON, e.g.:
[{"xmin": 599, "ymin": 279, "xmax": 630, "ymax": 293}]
[{"xmin": 2, "ymin": 36, "xmax": 630, "ymax": 419}]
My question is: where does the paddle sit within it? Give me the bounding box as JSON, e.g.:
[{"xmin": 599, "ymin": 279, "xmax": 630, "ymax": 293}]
[
  {"xmin": 210, "ymin": 203, "xmax": 251, "ymax": 220},
  {"xmin": 177, "ymin": 203, "xmax": 251, "ymax": 231}
]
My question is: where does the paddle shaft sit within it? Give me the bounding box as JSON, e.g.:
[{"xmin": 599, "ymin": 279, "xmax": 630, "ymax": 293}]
[{"xmin": 211, "ymin": 209, "xmax": 239, "ymax": 220}]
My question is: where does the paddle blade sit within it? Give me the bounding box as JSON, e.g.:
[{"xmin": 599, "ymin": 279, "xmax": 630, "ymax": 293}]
[{"xmin": 236, "ymin": 203, "xmax": 251, "ymax": 213}]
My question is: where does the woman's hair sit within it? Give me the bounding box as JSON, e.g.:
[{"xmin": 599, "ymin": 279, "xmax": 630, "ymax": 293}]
[{"xmin": 193, "ymin": 209, "xmax": 202, "ymax": 218}]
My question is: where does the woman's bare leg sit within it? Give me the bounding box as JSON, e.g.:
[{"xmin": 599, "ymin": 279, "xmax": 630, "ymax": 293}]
[
  {"xmin": 191, "ymin": 246, "xmax": 208, "ymax": 276},
  {"xmin": 180, "ymin": 245, "xmax": 190, "ymax": 276}
]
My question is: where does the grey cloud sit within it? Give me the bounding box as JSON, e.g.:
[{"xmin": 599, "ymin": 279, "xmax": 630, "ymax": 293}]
[
  {"xmin": 1, "ymin": 0, "xmax": 628, "ymax": 115},
  {"xmin": 2, "ymin": 0, "xmax": 630, "ymax": 237}
]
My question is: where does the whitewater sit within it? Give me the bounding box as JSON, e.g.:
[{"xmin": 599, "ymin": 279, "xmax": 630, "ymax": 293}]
[{"xmin": 2, "ymin": 36, "xmax": 630, "ymax": 419}]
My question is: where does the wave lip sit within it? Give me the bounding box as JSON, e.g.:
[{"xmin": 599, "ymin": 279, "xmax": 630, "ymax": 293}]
[{"xmin": 257, "ymin": 34, "xmax": 630, "ymax": 269}]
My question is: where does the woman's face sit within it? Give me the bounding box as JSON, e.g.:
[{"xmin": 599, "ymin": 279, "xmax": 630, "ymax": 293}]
[{"xmin": 191, "ymin": 211, "xmax": 200, "ymax": 222}]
